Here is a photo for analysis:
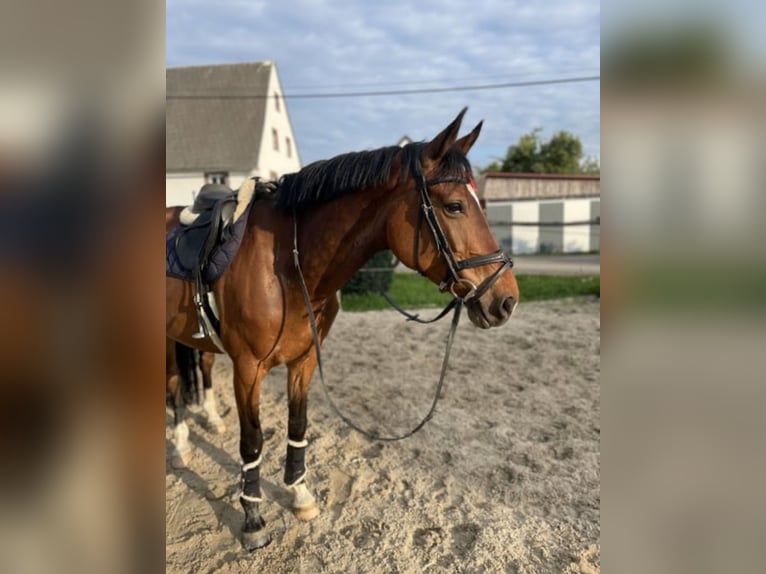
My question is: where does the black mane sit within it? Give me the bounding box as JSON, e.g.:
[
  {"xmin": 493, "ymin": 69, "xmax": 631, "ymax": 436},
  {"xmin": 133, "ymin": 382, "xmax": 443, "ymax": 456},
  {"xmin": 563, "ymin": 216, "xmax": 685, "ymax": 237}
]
[{"xmin": 274, "ymin": 141, "xmax": 473, "ymax": 214}]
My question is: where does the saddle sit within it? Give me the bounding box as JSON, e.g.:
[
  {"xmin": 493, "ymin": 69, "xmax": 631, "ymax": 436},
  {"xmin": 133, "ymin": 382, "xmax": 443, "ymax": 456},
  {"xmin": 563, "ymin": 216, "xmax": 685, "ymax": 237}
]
[{"xmin": 175, "ymin": 183, "xmax": 238, "ymax": 271}]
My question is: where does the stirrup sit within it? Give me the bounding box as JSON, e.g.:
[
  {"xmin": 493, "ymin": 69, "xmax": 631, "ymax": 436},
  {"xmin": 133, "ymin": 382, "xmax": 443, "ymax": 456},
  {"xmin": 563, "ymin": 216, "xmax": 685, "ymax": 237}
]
[{"xmin": 192, "ymin": 292, "xmax": 209, "ymax": 339}]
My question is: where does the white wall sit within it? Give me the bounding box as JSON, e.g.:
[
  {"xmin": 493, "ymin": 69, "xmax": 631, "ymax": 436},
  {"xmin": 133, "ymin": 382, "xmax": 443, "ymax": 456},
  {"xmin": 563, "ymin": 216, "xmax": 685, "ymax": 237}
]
[
  {"xmin": 511, "ymin": 201, "xmax": 539, "ymax": 254},
  {"xmin": 166, "ymin": 171, "xmax": 253, "ymax": 207},
  {"xmin": 166, "ymin": 173, "xmax": 204, "ymax": 207},
  {"xmin": 563, "ymin": 198, "xmax": 593, "ymax": 253},
  {"xmin": 228, "ymin": 171, "xmax": 257, "ymax": 191},
  {"xmin": 257, "ymin": 65, "xmax": 302, "ymax": 179},
  {"xmin": 487, "ymin": 197, "xmax": 599, "ymax": 254}
]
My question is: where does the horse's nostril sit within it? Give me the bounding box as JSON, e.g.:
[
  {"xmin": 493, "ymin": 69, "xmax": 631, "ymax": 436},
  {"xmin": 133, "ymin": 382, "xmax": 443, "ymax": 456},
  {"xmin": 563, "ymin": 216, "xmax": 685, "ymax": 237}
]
[{"xmin": 502, "ymin": 297, "xmax": 515, "ymax": 317}]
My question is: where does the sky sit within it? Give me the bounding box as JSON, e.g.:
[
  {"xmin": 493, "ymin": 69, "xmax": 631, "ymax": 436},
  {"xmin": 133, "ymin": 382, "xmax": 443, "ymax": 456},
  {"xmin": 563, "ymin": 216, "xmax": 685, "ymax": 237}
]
[{"xmin": 167, "ymin": 0, "xmax": 600, "ymax": 170}]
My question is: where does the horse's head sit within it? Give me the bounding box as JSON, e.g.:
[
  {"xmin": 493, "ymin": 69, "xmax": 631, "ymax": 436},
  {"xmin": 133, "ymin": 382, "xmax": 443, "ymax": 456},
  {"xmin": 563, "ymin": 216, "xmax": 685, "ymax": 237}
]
[{"xmin": 388, "ymin": 109, "xmax": 519, "ymax": 329}]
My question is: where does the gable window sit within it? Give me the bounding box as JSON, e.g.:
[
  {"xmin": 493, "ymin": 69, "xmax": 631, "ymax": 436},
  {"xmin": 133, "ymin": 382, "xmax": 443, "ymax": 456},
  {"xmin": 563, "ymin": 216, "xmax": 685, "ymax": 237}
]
[
  {"xmin": 272, "ymin": 128, "xmax": 279, "ymax": 151},
  {"xmin": 274, "ymin": 92, "xmax": 280, "ymax": 112},
  {"xmin": 286, "ymin": 136, "xmax": 292, "ymax": 158},
  {"xmin": 206, "ymin": 172, "xmax": 228, "ymax": 186}
]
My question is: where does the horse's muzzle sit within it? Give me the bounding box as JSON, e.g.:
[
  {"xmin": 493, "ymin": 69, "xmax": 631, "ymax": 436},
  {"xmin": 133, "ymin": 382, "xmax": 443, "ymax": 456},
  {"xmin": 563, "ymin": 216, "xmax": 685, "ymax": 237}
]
[{"xmin": 466, "ymin": 294, "xmax": 516, "ymax": 329}]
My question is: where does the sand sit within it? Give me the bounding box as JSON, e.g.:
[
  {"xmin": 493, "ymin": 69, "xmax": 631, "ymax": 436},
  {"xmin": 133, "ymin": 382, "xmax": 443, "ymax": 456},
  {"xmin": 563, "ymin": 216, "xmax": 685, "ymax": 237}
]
[{"xmin": 166, "ymin": 298, "xmax": 600, "ymax": 573}]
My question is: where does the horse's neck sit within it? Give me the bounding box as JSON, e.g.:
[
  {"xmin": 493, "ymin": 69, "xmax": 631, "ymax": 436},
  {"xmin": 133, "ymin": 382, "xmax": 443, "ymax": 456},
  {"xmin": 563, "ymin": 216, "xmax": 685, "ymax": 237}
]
[{"xmin": 295, "ymin": 189, "xmax": 391, "ymax": 299}]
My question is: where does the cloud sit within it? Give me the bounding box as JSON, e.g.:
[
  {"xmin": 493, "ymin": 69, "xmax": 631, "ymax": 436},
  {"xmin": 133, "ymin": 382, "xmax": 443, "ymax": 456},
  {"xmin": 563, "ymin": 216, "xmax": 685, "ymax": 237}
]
[{"xmin": 167, "ymin": 0, "xmax": 600, "ymax": 168}]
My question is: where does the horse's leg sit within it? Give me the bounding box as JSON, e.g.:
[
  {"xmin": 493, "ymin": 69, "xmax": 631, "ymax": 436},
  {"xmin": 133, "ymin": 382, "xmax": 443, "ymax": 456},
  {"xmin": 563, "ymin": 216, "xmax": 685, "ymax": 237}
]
[
  {"xmin": 200, "ymin": 352, "xmax": 225, "ymax": 434},
  {"xmin": 177, "ymin": 344, "xmax": 199, "ymax": 406},
  {"xmin": 167, "ymin": 345, "xmax": 192, "ymax": 469},
  {"xmin": 233, "ymin": 356, "xmax": 271, "ymax": 550},
  {"xmin": 284, "ymin": 352, "xmax": 320, "ymax": 521},
  {"xmin": 284, "ymin": 295, "xmax": 340, "ymax": 521},
  {"xmin": 170, "ymin": 377, "xmax": 193, "ymax": 468}
]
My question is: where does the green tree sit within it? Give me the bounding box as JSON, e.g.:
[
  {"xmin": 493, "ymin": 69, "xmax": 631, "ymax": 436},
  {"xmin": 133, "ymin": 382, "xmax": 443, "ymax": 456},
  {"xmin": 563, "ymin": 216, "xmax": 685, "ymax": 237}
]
[
  {"xmin": 539, "ymin": 131, "xmax": 583, "ymax": 174},
  {"xmin": 483, "ymin": 129, "xmax": 599, "ymax": 174},
  {"xmin": 580, "ymin": 156, "xmax": 601, "ymax": 174}
]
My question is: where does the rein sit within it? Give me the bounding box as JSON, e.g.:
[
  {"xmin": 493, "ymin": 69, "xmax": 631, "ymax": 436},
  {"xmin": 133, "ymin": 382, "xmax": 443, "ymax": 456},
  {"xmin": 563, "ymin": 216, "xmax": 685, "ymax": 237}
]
[
  {"xmin": 291, "ymin": 156, "xmax": 513, "ymax": 441},
  {"xmin": 293, "ymin": 214, "xmax": 459, "ymax": 441}
]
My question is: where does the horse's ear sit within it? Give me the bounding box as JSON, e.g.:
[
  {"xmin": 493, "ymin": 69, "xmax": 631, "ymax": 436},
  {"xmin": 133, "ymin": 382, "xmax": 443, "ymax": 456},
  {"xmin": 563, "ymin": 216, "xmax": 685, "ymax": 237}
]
[
  {"xmin": 453, "ymin": 120, "xmax": 483, "ymax": 155},
  {"xmin": 424, "ymin": 107, "xmax": 468, "ymax": 160}
]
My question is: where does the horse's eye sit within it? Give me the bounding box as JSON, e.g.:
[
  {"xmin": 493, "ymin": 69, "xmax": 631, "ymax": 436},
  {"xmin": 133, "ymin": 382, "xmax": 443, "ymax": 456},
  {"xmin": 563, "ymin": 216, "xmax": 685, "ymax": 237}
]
[{"xmin": 444, "ymin": 202, "xmax": 464, "ymax": 215}]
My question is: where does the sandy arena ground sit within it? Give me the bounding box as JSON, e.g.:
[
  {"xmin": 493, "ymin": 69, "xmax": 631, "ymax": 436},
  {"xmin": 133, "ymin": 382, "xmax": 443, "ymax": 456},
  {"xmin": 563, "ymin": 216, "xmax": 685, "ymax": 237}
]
[{"xmin": 166, "ymin": 298, "xmax": 600, "ymax": 573}]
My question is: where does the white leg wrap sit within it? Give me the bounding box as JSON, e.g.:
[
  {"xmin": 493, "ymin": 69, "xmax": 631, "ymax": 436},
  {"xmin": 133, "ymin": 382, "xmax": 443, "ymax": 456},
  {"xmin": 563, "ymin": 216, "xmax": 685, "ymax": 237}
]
[
  {"xmin": 285, "ymin": 470, "xmax": 307, "ymax": 488},
  {"xmin": 242, "ymin": 453, "xmax": 262, "ymax": 472},
  {"xmin": 203, "ymin": 392, "xmax": 219, "ymax": 417},
  {"xmin": 203, "ymin": 390, "xmax": 225, "ymax": 432},
  {"xmin": 287, "ymin": 438, "xmax": 308, "ymax": 448},
  {"xmin": 172, "ymin": 421, "xmax": 190, "ymax": 453},
  {"xmin": 240, "ymin": 493, "xmax": 262, "ymax": 503}
]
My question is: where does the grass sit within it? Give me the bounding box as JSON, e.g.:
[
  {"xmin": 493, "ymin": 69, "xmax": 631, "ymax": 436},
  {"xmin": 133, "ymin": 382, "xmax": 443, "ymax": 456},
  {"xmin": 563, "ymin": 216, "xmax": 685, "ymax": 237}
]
[
  {"xmin": 341, "ymin": 272, "xmax": 600, "ymax": 312},
  {"xmin": 516, "ymin": 274, "xmax": 600, "ymax": 301},
  {"xmin": 521, "ymin": 251, "xmax": 600, "ymax": 257}
]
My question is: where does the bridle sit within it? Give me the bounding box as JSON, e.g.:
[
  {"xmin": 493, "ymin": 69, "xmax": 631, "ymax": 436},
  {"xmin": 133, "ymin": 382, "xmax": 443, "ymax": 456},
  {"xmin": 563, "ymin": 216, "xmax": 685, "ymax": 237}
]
[{"xmin": 411, "ymin": 156, "xmax": 513, "ymax": 303}]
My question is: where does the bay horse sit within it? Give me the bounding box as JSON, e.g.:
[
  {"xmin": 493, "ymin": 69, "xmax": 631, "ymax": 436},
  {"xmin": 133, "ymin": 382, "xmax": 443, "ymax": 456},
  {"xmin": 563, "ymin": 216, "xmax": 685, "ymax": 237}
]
[
  {"xmin": 166, "ymin": 108, "xmax": 519, "ymax": 550},
  {"xmin": 165, "ymin": 341, "xmax": 224, "ymax": 468}
]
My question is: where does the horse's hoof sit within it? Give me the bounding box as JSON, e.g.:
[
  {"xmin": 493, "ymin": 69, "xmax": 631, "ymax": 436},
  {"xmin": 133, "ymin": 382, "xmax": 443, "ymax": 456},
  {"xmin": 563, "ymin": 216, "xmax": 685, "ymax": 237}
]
[
  {"xmin": 242, "ymin": 528, "xmax": 271, "ymax": 551},
  {"xmin": 289, "ymin": 483, "xmax": 319, "ymax": 521},
  {"xmin": 171, "ymin": 449, "xmax": 192, "ymax": 469},
  {"xmin": 293, "ymin": 503, "xmax": 320, "ymax": 522}
]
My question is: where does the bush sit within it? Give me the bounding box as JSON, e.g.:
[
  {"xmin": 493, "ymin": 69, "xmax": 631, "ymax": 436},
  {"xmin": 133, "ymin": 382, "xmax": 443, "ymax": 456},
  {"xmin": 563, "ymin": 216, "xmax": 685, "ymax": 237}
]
[{"xmin": 342, "ymin": 250, "xmax": 396, "ymax": 295}]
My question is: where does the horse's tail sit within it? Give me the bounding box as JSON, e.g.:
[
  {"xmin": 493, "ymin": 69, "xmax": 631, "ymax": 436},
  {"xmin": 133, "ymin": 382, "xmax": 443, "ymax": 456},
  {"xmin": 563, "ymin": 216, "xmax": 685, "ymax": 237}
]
[{"xmin": 175, "ymin": 342, "xmax": 200, "ymax": 406}]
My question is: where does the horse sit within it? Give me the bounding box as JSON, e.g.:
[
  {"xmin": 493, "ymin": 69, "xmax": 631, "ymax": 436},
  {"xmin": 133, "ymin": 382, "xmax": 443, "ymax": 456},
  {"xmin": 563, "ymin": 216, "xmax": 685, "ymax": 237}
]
[
  {"xmin": 166, "ymin": 108, "xmax": 520, "ymax": 550},
  {"xmin": 165, "ymin": 340, "xmax": 225, "ymax": 468}
]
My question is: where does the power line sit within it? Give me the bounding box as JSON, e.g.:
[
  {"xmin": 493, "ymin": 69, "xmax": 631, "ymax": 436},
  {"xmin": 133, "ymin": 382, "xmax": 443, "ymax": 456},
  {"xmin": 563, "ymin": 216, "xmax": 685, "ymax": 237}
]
[
  {"xmin": 167, "ymin": 75, "xmax": 600, "ymax": 101},
  {"xmin": 285, "ymin": 68, "xmax": 601, "ymax": 91}
]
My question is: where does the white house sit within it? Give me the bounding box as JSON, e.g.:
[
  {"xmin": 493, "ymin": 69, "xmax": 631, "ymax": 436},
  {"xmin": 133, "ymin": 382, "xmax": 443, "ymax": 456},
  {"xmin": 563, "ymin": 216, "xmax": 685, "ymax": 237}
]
[
  {"xmin": 166, "ymin": 61, "xmax": 301, "ymax": 207},
  {"xmin": 478, "ymin": 173, "xmax": 601, "ymax": 254}
]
